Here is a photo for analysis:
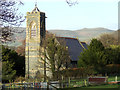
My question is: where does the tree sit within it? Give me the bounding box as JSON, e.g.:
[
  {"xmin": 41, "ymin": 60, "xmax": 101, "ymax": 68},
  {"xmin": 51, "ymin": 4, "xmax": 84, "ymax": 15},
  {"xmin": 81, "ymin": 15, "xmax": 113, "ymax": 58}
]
[
  {"xmin": 39, "ymin": 34, "xmax": 70, "ymax": 80},
  {"xmin": 89, "ymin": 39, "xmax": 104, "ymax": 51},
  {"xmin": 15, "ymin": 39, "xmax": 25, "ymax": 56},
  {"xmin": 2, "ymin": 61, "xmax": 16, "ymax": 83},
  {"xmin": 0, "ymin": 0, "xmax": 24, "ymax": 26},
  {"xmin": 2, "ymin": 46, "xmax": 16, "ymax": 82},
  {"xmin": 2, "ymin": 45, "xmax": 25, "ymax": 82},
  {"xmin": 99, "ymin": 34, "xmax": 118, "ymax": 48},
  {"xmin": 0, "ymin": 0, "xmax": 24, "ymax": 42},
  {"xmin": 105, "ymin": 46, "xmax": 120, "ymax": 64},
  {"xmin": 105, "ymin": 46, "xmax": 120, "ymax": 75},
  {"xmin": 66, "ymin": 0, "xmax": 78, "ymax": 6},
  {"xmin": 78, "ymin": 39, "xmax": 107, "ymax": 74}
]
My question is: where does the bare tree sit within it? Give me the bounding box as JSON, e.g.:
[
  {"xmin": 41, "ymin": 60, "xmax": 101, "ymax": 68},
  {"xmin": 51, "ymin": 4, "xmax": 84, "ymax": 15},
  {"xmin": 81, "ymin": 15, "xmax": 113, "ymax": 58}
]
[
  {"xmin": 99, "ymin": 34, "xmax": 118, "ymax": 48},
  {"xmin": 37, "ymin": 33, "xmax": 70, "ymax": 80},
  {"xmin": 15, "ymin": 39, "xmax": 25, "ymax": 56},
  {"xmin": 66, "ymin": 0, "xmax": 78, "ymax": 6},
  {"xmin": 0, "ymin": 0, "xmax": 24, "ymax": 43},
  {"xmin": 0, "ymin": 0, "xmax": 24, "ymax": 27}
]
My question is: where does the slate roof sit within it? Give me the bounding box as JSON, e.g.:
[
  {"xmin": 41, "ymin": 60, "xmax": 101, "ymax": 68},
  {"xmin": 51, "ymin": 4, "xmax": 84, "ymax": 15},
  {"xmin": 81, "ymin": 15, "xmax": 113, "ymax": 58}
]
[{"xmin": 56, "ymin": 37, "xmax": 87, "ymax": 61}]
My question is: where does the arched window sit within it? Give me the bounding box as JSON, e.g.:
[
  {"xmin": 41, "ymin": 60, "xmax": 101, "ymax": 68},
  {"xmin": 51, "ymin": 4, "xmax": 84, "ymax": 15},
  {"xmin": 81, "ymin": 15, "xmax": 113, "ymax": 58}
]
[{"xmin": 30, "ymin": 21, "xmax": 37, "ymax": 38}]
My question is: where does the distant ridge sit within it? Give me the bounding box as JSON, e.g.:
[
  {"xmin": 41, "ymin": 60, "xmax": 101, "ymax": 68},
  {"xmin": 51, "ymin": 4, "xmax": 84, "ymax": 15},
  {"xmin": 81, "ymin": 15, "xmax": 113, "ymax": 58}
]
[
  {"xmin": 48, "ymin": 27, "xmax": 114, "ymax": 42},
  {"xmin": 7, "ymin": 27, "xmax": 115, "ymax": 47}
]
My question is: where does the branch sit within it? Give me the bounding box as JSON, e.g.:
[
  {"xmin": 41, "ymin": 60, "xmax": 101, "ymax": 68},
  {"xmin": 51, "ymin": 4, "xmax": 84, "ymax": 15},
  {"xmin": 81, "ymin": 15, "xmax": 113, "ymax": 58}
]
[{"xmin": 66, "ymin": 0, "xmax": 78, "ymax": 6}]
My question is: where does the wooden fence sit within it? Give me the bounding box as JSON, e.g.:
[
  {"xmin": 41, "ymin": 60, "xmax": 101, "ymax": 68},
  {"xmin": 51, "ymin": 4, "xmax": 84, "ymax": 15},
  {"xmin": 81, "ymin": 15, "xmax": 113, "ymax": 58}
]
[{"xmin": 2, "ymin": 82, "xmax": 59, "ymax": 89}]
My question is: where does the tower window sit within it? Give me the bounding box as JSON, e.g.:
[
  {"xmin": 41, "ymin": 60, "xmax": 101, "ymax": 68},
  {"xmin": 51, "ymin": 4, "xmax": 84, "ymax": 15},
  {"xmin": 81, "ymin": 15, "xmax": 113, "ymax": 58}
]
[{"xmin": 30, "ymin": 22, "xmax": 37, "ymax": 38}]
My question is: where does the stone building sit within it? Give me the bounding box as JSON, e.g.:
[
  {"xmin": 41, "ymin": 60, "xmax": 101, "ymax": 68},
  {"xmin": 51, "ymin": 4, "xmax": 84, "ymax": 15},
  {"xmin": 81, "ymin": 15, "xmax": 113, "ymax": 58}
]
[
  {"xmin": 25, "ymin": 4, "xmax": 46, "ymax": 79},
  {"xmin": 25, "ymin": 5, "xmax": 87, "ymax": 79}
]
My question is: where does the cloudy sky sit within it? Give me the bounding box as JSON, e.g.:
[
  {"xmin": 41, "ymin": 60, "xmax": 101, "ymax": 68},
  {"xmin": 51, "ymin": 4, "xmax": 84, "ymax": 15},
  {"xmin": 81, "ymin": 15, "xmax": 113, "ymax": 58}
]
[{"xmin": 19, "ymin": 0, "xmax": 119, "ymax": 30}]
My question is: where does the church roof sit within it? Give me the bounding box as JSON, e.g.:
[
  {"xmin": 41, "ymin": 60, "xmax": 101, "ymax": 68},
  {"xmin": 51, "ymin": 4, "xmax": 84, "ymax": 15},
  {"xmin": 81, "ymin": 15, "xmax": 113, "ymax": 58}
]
[{"xmin": 56, "ymin": 37, "xmax": 87, "ymax": 61}]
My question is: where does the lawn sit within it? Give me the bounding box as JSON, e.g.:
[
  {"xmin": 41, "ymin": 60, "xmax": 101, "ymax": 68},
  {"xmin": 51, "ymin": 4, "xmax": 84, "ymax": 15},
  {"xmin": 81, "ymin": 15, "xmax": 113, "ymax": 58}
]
[
  {"xmin": 59, "ymin": 84, "xmax": 120, "ymax": 90},
  {"xmin": 108, "ymin": 76, "xmax": 120, "ymax": 82},
  {"xmin": 83, "ymin": 84, "xmax": 120, "ymax": 88},
  {"xmin": 60, "ymin": 76, "xmax": 120, "ymax": 90}
]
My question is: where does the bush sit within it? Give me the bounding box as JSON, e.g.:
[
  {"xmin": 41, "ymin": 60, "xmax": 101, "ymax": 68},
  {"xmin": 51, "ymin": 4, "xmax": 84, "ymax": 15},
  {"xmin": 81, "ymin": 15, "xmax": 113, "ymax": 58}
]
[
  {"xmin": 105, "ymin": 64, "xmax": 120, "ymax": 75},
  {"xmin": 60, "ymin": 67, "xmax": 95, "ymax": 79},
  {"xmin": 15, "ymin": 76, "xmax": 25, "ymax": 82}
]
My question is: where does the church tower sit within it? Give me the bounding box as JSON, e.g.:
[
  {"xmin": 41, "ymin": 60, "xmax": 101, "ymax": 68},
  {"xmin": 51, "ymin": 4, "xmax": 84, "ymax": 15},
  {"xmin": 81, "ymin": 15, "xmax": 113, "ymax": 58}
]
[{"xmin": 25, "ymin": 4, "xmax": 46, "ymax": 78}]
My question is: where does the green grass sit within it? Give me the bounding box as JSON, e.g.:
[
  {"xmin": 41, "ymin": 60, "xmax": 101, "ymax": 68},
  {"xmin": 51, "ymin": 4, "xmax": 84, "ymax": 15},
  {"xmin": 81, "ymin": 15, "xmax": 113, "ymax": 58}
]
[
  {"xmin": 82, "ymin": 84, "xmax": 120, "ymax": 88},
  {"xmin": 108, "ymin": 76, "xmax": 120, "ymax": 82},
  {"xmin": 59, "ymin": 84, "xmax": 120, "ymax": 90},
  {"xmin": 69, "ymin": 79, "xmax": 87, "ymax": 87},
  {"xmin": 66, "ymin": 76, "xmax": 120, "ymax": 89}
]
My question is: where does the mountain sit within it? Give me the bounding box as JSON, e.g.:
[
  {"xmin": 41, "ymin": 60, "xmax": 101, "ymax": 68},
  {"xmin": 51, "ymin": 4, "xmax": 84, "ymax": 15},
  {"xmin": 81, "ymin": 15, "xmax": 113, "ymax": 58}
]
[
  {"xmin": 7, "ymin": 27, "xmax": 115, "ymax": 47},
  {"xmin": 48, "ymin": 28, "xmax": 114, "ymax": 42}
]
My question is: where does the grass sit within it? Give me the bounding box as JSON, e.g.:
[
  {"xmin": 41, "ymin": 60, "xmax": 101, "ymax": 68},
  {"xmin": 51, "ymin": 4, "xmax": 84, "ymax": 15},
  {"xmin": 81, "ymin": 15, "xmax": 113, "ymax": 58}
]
[
  {"xmin": 64, "ymin": 76, "xmax": 120, "ymax": 89},
  {"xmin": 59, "ymin": 84, "xmax": 120, "ymax": 90},
  {"xmin": 108, "ymin": 76, "xmax": 120, "ymax": 82},
  {"xmin": 69, "ymin": 78, "xmax": 87, "ymax": 87},
  {"xmin": 82, "ymin": 84, "xmax": 120, "ymax": 88},
  {"xmin": 3, "ymin": 76, "xmax": 120, "ymax": 89}
]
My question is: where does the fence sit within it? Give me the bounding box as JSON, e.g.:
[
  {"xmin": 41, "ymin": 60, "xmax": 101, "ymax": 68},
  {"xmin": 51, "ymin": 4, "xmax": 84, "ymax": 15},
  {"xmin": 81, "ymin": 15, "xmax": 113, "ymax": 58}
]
[
  {"xmin": 2, "ymin": 82, "xmax": 59, "ymax": 90},
  {"xmin": 2, "ymin": 77, "xmax": 110, "ymax": 89},
  {"xmin": 2, "ymin": 79, "xmax": 84, "ymax": 89}
]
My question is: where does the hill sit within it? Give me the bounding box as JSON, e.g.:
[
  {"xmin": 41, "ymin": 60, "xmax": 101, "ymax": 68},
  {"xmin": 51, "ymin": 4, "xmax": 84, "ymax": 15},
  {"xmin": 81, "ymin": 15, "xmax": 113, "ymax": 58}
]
[
  {"xmin": 48, "ymin": 28, "xmax": 114, "ymax": 42},
  {"xmin": 7, "ymin": 27, "xmax": 115, "ymax": 47}
]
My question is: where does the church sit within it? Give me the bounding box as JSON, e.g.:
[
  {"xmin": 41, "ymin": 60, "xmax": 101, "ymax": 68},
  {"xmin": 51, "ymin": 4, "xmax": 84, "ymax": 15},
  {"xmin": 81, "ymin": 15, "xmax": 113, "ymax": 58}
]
[{"xmin": 25, "ymin": 5, "xmax": 87, "ymax": 79}]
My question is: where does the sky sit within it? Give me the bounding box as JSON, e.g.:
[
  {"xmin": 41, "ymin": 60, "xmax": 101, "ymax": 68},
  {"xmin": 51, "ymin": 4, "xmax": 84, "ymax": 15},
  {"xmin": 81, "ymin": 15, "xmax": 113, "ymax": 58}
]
[{"xmin": 19, "ymin": 0, "xmax": 119, "ymax": 30}]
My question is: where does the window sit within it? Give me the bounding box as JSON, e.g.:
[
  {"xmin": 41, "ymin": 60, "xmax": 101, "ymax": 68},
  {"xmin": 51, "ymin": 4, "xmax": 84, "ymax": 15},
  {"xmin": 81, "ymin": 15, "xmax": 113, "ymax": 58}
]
[{"xmin": 30, "ymin": 22, "xmax": 36, "ymax": 38}]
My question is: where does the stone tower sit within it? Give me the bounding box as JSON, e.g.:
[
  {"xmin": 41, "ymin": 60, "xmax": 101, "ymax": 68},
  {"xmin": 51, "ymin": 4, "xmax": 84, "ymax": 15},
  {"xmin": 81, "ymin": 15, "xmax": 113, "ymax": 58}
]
[{"xmin": 25, "ymin": 4, "xmax": 46, "ymax": 79}]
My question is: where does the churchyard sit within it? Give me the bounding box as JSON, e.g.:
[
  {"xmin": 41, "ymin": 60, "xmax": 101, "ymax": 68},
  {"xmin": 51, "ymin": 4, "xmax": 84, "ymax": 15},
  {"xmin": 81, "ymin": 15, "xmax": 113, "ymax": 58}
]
[{"xmin": 2, "ymin": 75, "xmax": 120, "ymax": 89}]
